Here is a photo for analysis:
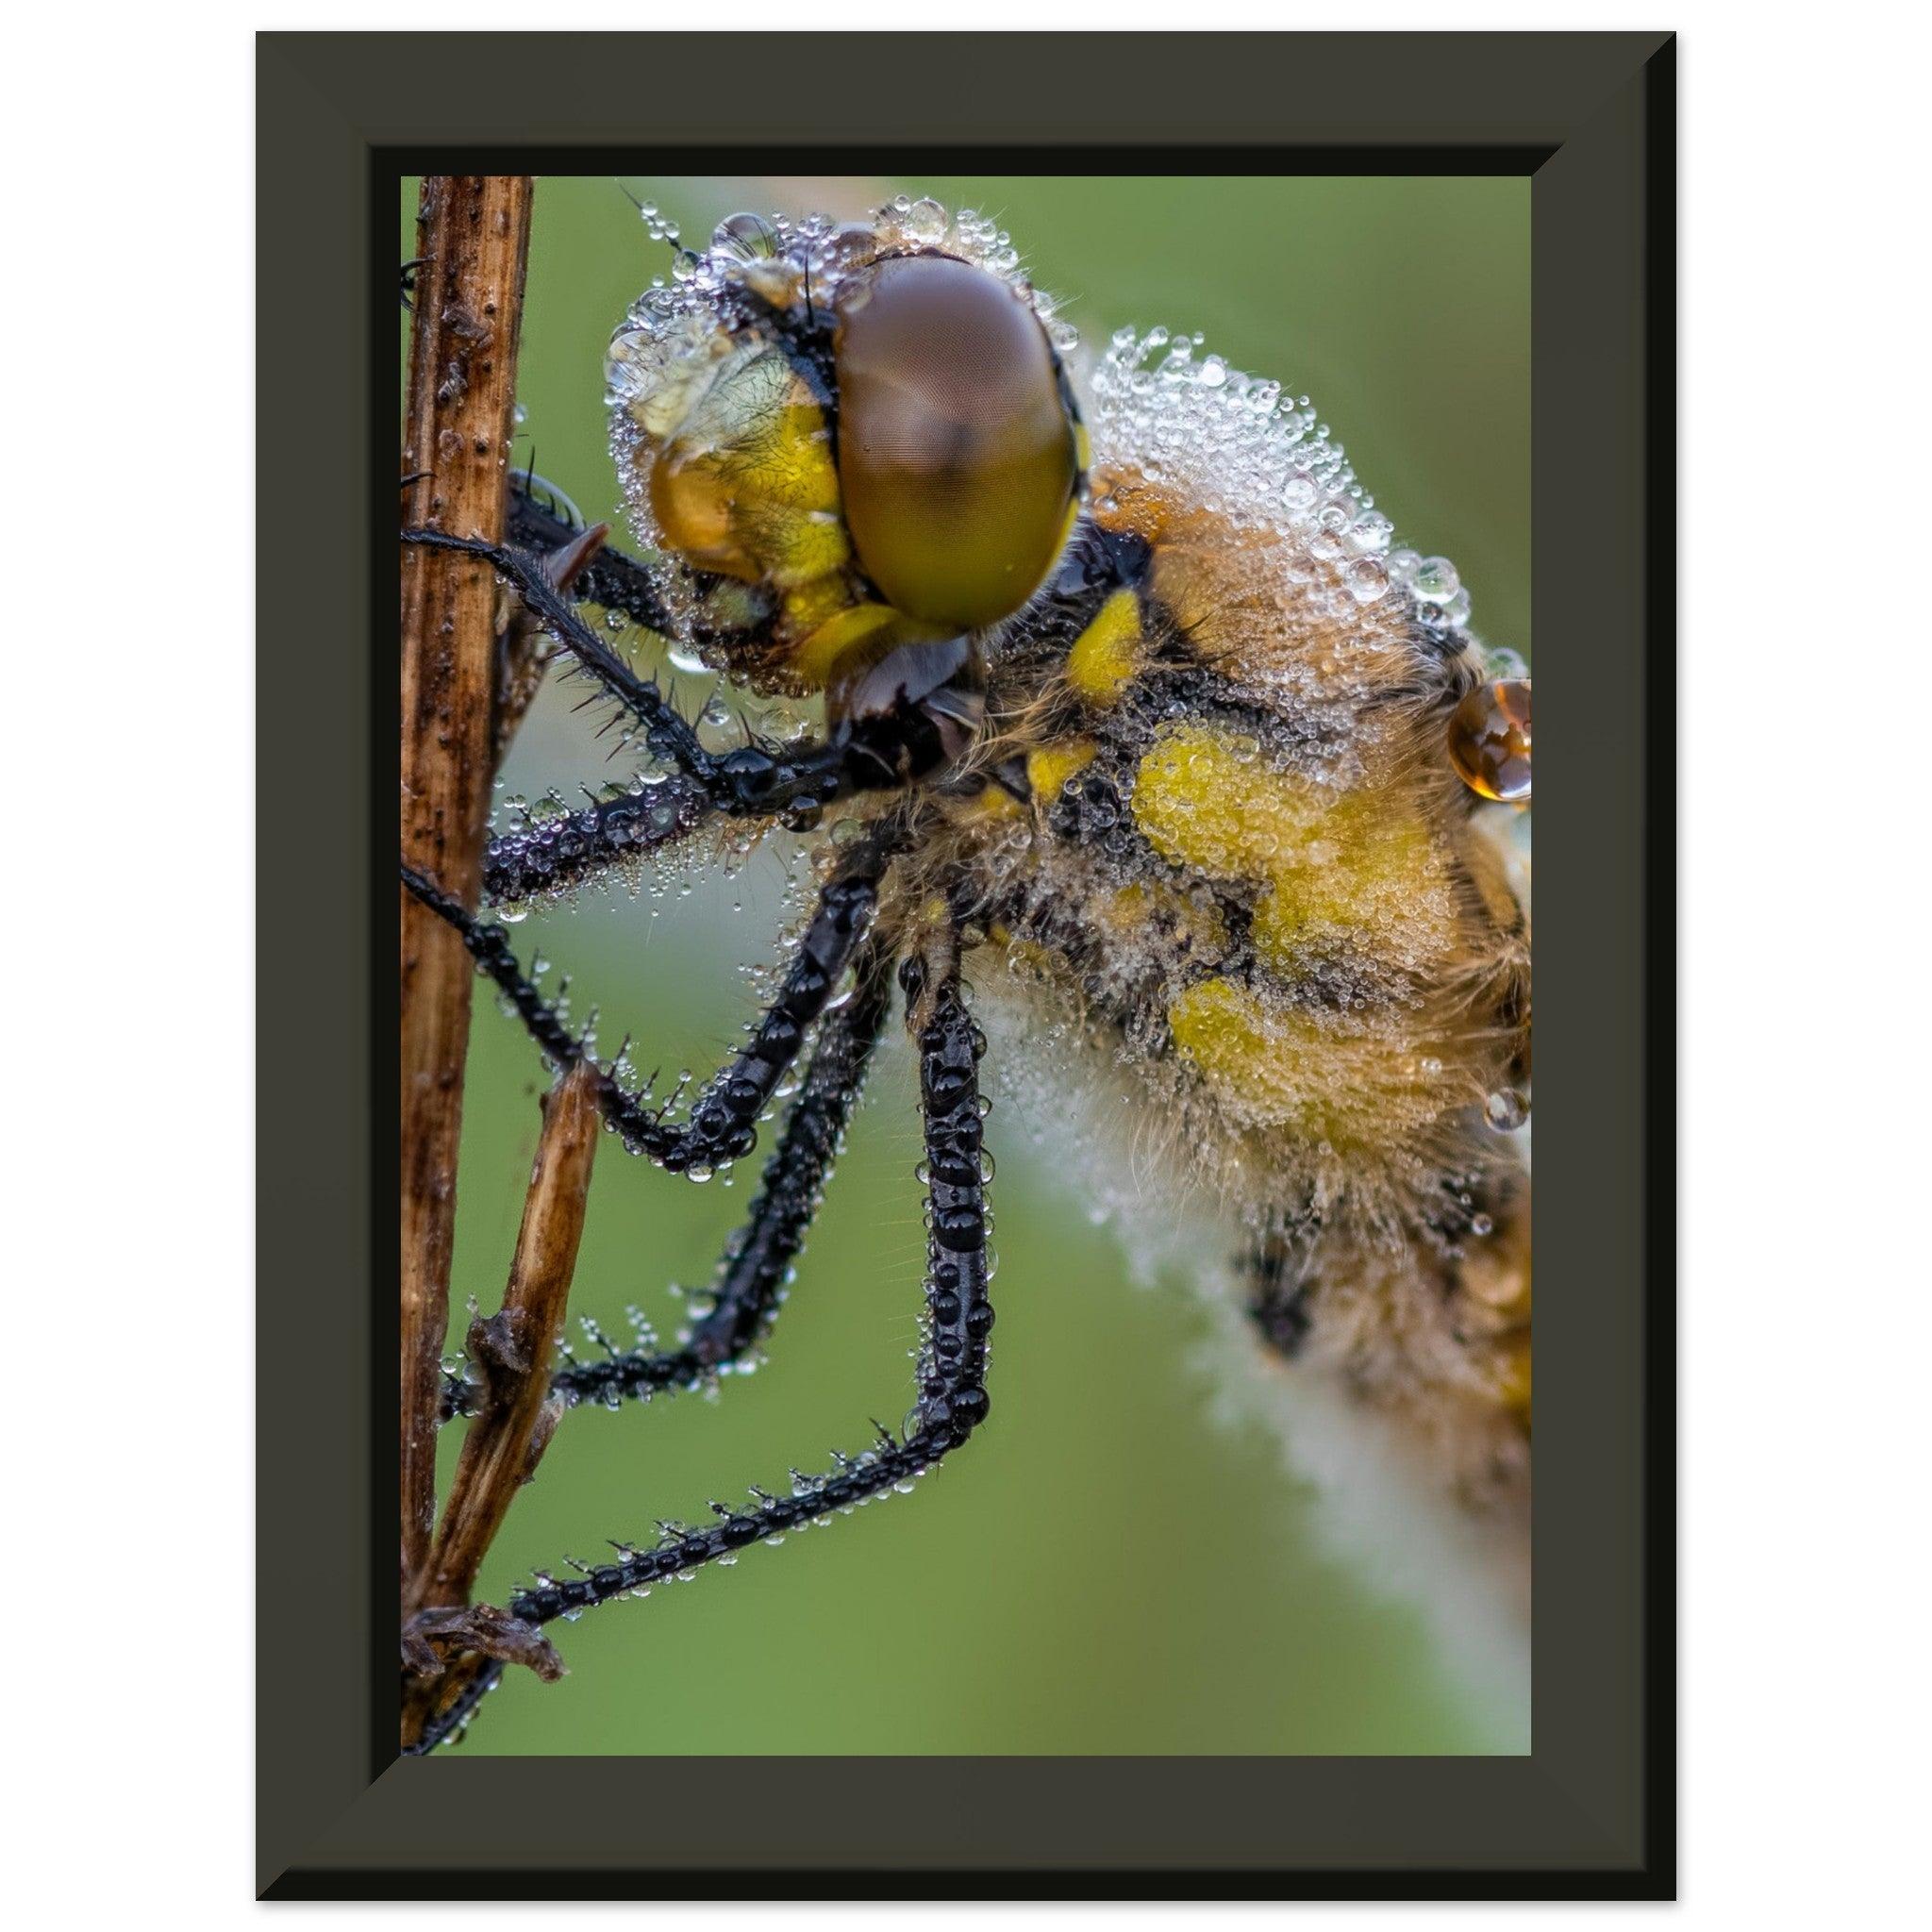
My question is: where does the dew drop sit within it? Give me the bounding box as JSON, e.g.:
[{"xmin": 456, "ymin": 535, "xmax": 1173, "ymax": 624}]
[
  {"xmin": 711, "ymin": 210, "xmax": 780, "ymax": 262},
  {"xmin": 1447, "ymin": 679, "xmax": 1531, "ymax": 804},
  {"xmin": 1346, "ymin": 558, "xmax": 1387, "ymax": 604},
  {"xmin": 1411, "ymin": 556, "xmax": 1460, "ymax": 605},
  {"xmin": 903, "ymin": 196, "xmax": 948, "ymax": 244}
]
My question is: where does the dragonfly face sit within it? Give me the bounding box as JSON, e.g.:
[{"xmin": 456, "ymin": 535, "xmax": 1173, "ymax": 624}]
[{"xmin": 606, "ymin": 200, "xmax": 1087, "ymax": 730}]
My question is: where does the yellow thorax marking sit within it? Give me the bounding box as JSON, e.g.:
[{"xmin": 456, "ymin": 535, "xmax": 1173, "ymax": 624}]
[
  {"xmin": 1130, "ymin": 724, "xmax": 1450, "ymax": 974},
  {"xmin": 1165, "ymin": 977, "xmax": 1446, "ymax": 1145},
  {"xmin": 1166, "ymin": 979, "xmax": 1337, "ymax": 1132},
  {"xmin": 1065, "ymin": 588, "xmax": 1143, "ymax": 703},
  {"xmin": 1026, "ymin": 737, "xmax": 1098, "ymax": 805}
]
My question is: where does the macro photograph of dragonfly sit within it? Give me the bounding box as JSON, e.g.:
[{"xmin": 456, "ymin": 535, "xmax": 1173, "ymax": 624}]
[{"xmin": 398, "ymin": 172, "xmax": 1531, "ymax": 1760}]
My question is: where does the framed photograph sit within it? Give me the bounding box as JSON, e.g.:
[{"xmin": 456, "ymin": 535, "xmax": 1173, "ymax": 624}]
[{"xmin": 258, "ymin": 26, "xmax": 1674, "ymax": 1899}]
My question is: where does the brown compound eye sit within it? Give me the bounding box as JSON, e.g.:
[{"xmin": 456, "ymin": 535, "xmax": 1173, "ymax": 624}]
[{"xmin": 833, "ymin": 254, "xmax": 1078, "ymax": 631}]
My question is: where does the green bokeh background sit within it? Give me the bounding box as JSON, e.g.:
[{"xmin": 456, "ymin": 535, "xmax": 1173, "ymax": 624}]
[{"xmin": 403, "ymin": 174, "xmax": 1528, "ymax": 1756}]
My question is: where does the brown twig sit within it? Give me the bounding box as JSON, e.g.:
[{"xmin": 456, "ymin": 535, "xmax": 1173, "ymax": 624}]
[
  {"xmin": 399, "ymin": 175, "xmax": 534, "ymax": 1581},
  {"xmin": 414, "ymin": 1063, "xmax": 600, "ymax": 1613},
  {"xmin": 400, "ymin": 1063, "xmax": 600, "ymax": 1750}
]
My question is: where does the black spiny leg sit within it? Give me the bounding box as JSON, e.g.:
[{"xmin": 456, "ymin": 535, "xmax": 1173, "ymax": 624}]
[
  {"xmin": 411, "ymin": 953, "xmax": 994, "ymax": 1752},
  {"xmin": 402, "ymin": 823, "xmax": 900, "ymax": 1178},
  {"xmin": 442, "ymin": 945, "xmax": 894, "ymax": 1421},
  {"xmin": 402, "ymin": 525, "xmax": 714, "ymax": 780},
  {"xmin": 507, "ymin": 950, "xmax": 993, "ymax": 1630},
  {"xmin": 405, "ymin": 516, "xmax": 948, "ymax": 903},
  {"xmin": 401, "ymin": 526, "xmax": 858, "ymax": 838},
  {"xmin": 476, "ymin": 744, "xmax": 858, "ymax": 905},
  {"xmin": 508, "ymin": 480, "xmax": 685, "ymax": 638}
]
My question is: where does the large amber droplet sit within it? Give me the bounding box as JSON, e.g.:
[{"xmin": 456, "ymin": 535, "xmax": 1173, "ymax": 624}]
[{"xmin": 1448, "ymin": 678, "xmax": 1531, "ymax": 804}]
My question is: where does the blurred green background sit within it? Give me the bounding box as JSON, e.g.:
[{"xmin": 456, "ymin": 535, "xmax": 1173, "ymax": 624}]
[{"xmin": 403, "ymin": 174, "xmax": 1529, "ymax": 1756}]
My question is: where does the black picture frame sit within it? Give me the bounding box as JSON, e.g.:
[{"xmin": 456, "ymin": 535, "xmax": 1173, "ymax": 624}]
[{"xmin": 258, "ymin": 26, "xmax": 1674, "ymax": 1900}]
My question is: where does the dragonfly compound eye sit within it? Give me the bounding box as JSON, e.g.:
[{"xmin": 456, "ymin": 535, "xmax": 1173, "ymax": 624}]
[{"xmin": 833, "ymin": 254, "xmax": 1079, "ymax": 631}]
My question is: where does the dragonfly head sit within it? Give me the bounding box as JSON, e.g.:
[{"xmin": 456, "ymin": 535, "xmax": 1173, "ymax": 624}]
[{"xmin": 606, "ymin": 201, "xmax": 1086, "ymax": 724}]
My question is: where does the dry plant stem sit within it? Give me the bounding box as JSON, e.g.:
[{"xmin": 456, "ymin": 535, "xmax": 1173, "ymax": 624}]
[
  {"xmin": 400, "ymin": 1065, "xmax": 598, "ymax": 1750},
  {"xmin": 399, "ymin": 175, "xmax": 534, "ymax": 1578},
  {"xmin": 414, "ymin": 1063, "xmax": 600, "ymax": 1615}
]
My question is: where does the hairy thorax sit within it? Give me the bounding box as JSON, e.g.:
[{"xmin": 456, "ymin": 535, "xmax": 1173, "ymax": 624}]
[{"xmin": 891, "ymin": 452, "xmax": 1533, "ymax": 1509}]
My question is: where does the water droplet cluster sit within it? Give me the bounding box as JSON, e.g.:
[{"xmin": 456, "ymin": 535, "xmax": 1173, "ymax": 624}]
[
  {"xmin": 1090, "ymin": 325, "xmax": 1399, "ymax": 602},
  {"xmin": 1080, "ymin": 323, "xmax": 1514, "ymax": 819}
]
